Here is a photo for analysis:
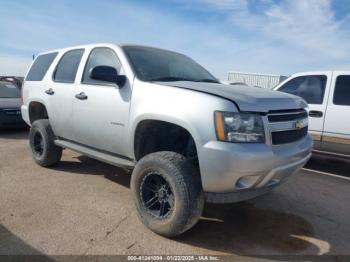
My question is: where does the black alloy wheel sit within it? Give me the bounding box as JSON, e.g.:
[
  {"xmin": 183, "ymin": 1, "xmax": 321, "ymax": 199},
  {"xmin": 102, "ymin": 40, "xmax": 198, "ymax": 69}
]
[{"xmin": 140, "ymin": 171, "xmax": 174, "ymax": 219}]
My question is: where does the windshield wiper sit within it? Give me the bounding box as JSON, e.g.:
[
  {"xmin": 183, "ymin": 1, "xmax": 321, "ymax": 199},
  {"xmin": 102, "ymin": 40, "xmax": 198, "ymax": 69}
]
[
  {"xmin": 193, "ymin": 79, "xmax": 219, "ymax": 83},
  {"xmin": 148, "ymin": 77, "xmax": 193, "ymax": 82},
  {"xmin": 148, "ymin": 77, "xmax": 219, "ymax": 84}
]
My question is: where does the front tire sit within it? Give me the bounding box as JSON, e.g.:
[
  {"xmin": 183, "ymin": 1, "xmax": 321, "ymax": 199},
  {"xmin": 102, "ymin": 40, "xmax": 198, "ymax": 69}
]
[
  {"xmin": 29, "ymin": 119, "xmax": 62, "ymax": 167},
  {"xmin": 131, "ymin": 151, "xmax": 204, "ymax": 237}
]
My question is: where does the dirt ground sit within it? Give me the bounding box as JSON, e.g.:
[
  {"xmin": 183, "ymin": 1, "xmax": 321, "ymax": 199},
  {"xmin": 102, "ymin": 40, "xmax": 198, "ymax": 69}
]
[{"xmin": 1, "ymin": 129, "xmax": 350, "ymax": 260}]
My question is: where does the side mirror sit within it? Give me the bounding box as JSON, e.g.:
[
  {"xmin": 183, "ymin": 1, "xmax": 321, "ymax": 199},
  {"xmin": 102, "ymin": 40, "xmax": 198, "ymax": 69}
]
[{"xmin": 90, "ymin": 66, "xmax": 126, "ymax": 87}]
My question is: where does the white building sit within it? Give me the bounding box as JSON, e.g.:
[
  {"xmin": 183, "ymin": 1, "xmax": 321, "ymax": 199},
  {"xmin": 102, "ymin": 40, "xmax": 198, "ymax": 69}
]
[{"xmin": 228, "ymin": 71, "xmax": 288, "ymax": 89}]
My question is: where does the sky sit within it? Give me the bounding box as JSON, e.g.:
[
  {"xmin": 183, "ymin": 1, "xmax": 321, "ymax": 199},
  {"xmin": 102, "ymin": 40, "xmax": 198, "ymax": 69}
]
[{"xmin": 1, "ymin": 0, "xmax": 350, "ymax": 79}]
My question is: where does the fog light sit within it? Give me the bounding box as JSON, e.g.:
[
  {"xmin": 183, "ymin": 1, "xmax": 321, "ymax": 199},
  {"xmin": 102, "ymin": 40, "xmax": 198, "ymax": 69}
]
[{"xmin": 235, "ymin": 175, "xmax": 261, "ymax": 189}]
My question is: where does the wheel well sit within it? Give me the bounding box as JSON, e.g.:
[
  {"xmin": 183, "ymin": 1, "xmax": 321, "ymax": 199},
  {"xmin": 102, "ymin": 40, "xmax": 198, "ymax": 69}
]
[
  {"xmin": 29, "ymin": 102, "xmax": 48, "ymax": 124},
  {"xmin": 134, "ymin": 120, "xmax": 198, "ymax": 162}
]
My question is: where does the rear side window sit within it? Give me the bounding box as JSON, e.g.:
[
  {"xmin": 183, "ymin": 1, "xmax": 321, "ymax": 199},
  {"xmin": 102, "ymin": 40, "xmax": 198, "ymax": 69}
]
[
  {"xmin": 278, "ymin": 75, "xmax": 327, "ymax": 104},
  {"xmin": 82, "ymin": 47, "xmax": 121, "ymax": 85},
  {"xmin": 25, "ymin": 52, "xmax": 58, "ymax": 81},
  {"xmin": 333, "ymin": 75, "xmax": 350, "ymax": 106},
  {"xmin": 53, "ymin": 49, "xmax": 84, "ymax": 83}
]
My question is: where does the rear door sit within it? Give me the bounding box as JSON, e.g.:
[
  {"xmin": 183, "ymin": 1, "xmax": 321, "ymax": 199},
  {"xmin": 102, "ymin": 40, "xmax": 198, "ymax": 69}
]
[
  {"xmin": 322, "ymin": 72, "xmax": 350, "ymax": 155},
  {"xmin": 275, "ymin": 72, "xmax": 332, "ymax": 148},
  {"xmin": 48, "ymin": 49, "xmax": 85, "ymax": 140}
]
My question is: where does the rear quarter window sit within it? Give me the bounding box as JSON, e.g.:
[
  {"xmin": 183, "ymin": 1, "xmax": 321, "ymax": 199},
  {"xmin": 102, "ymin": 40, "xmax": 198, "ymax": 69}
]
[{"xmin": 25, "ymin": 52, "xmax": 58, "ymax": 81}]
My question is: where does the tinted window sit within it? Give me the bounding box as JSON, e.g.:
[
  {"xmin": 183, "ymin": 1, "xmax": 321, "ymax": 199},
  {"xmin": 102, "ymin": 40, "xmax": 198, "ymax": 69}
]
[
  {"xmin": 333, "ymin": 75, "xmax": 350, "ymax": 106},
  {"xmin": 26, "ymin": 52, "xmax": 58, "ymax": 81},
  {"xmin": 0, "ymin": 82, "xmax": 20, "ymax": 98},
  {"xmin": 278, "ymin": 75, "xmax": 327, "ymax": 104},
  {"xmin": 82, "ymin": 48, "xmax": 121, "ymax": 85},
  {"xmin": 54, "ymin": 49, "xmax": 84, "ymax": 83},
  {"xmin": 123, "ymin": 46, "xmax": 218, "ymax": 83}
]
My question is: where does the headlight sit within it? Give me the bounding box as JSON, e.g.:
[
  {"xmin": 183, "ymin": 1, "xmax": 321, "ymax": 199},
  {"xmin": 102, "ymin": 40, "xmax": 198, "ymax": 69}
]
[{"xmin": 214, "ymin": 111, "xmax": 265, "ymax": 143}]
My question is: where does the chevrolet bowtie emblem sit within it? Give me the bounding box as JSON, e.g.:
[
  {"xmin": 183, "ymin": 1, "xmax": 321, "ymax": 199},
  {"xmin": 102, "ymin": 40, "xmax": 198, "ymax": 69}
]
[{"xmin": 295, "ymin": 119, "xmax": 305, "ymax": 129}]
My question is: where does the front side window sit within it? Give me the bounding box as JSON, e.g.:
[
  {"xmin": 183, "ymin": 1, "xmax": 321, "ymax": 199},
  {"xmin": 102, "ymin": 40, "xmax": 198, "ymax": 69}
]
[
  {"xmin": 278, "ymin": 75, "xmax": 327, "ymax": 104},
  {"xmin": 0, "ymin": 82, "xmax": 20, "ymax": 98},
  {"xmin": 26, "ymin": 52, "xmax": 58, "ymax": 81},
  {"xmin": 333, "ymin": 75, "xmax": 350, "ymax": 106},
  {"xmin": 82, "ymin": 47, "xmax": 122, "ymax": 85},
  {"xmin": 123, "ymin": 46, "xmax": 218, "ymax": 83},
  {"xmin": 53, "ymin": 49, "xmax": 84, "ymax": 83}
]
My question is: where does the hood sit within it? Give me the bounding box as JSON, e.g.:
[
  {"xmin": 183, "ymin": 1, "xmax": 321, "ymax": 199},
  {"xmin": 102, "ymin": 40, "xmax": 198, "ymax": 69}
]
[
  {"xmin": 0, "ymin": 98, "xmax": 21, "ymax": 109},
  {"xmin": 158, "ymin": 81, "xmax": 307, "ymax": 113}
]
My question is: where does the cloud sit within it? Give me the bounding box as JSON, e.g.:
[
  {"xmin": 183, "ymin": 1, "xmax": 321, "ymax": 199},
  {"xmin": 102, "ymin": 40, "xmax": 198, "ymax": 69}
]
[
  {"xmin": 179, "ymin": 0, "xmax": 350, "ymax": 74},
  {"xmin": 192, "ymin": 0, "xmax": 248, "ymax": 11},
  {"xmin": 0, "ymin": 54, "xmax": 32, "ymax": 76},
  {"xmin": 0, "ymin": 0, "xmax": 245, "ymax": 77},
  {"xmin": 0, "ymin": 0, "xmax": 350, "ymax": 78},
  {"xmin": 262, "ymin": 0, "xmax": 350, "ymax": 58}
]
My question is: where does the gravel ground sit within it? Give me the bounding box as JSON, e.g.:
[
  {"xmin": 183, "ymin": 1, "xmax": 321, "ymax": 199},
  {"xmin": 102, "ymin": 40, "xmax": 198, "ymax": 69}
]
[{"xmin": 1, "ymin": 129, "xmax": 350, "ymax": 260}]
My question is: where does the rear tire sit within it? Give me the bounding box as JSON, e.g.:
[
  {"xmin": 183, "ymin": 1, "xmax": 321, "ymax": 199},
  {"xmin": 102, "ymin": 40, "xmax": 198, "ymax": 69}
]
[
  {"xmin": 29, "ymin": 119, "xmax": 62, "ymax": 167},
  {"xmin": 131, "ymin": 151, "xmax": 204, "ymax": 237}
]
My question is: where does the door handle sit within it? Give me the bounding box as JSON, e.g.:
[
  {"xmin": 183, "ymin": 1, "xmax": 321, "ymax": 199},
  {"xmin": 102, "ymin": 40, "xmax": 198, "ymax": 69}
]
[
  {"xmin": 75, "ymin": 92, "xmax": 88, "ymax": 100},
  {"xmin": 309, "ymin": 110, "xmax": 323, "ymax": 118},
  {"xmin": 45, "ymin": 88, "xmax": 55, "ymax": 95}
]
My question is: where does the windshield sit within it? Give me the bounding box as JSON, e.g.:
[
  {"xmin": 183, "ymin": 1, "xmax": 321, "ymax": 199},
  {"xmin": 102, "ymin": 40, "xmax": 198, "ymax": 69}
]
[
  {"xmin": 123, "ymin": 46, "xmax": 219, "ymax": 83},
  {"xmin": 0, "ymin": 82, "xmax": 20, "ymax": 98}
]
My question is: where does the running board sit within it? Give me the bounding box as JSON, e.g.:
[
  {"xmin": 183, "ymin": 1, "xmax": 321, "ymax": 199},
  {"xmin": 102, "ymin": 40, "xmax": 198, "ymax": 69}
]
[{"xmin": 54, "ymin": 139, "xmax": 135, "ymax": 169}]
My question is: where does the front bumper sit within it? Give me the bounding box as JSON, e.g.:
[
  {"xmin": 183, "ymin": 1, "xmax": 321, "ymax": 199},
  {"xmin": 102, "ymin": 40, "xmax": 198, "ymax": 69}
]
[{"xmin": 197, "ymin": 134, "xmax": 313, "ymax": 199}]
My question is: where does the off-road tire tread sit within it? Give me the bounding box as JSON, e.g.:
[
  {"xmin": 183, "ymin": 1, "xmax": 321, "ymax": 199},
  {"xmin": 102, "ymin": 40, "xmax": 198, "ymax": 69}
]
[
  {"xmin": 131, "ymin": 151, "xmax": 204, "ymax": 237},
  {"xmin": 29, "ymin": 119, "xmax": 62, "ymax": 167}
]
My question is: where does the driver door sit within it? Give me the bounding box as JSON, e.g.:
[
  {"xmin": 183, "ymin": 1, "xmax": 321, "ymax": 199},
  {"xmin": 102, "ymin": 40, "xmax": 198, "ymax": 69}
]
[{"xmin": 72, "ymin": 47, "xmax": 132, "ymax": 156}]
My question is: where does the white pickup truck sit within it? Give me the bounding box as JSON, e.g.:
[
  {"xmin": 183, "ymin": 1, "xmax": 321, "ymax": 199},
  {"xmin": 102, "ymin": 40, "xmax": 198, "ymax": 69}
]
[{"xmin": 275, "ymin": 71, "xmax": 350, "ymax": 157}]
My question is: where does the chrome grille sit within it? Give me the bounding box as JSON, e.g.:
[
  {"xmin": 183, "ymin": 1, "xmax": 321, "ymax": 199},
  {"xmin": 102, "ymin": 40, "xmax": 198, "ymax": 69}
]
[
  {"xmin": 268, "ymin": 109, "xmax": 308, "ymax": 123},
  {"xmin": 267, "ymin": 109, "xmax": 308, "ymax": 145}
]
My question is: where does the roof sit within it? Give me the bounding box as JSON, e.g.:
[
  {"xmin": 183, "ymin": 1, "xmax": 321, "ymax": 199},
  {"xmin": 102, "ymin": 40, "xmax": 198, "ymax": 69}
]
[
  {"xmin": 35, "ymin": 43, "xmax": 182, "ymax": 57},
  {"xmin": 290, "ymin": 70, "xmax": 350, "ymax": 76},
  {"xmin": 36, "ymin": 43, "xmax": 118, "ymax": 56}
]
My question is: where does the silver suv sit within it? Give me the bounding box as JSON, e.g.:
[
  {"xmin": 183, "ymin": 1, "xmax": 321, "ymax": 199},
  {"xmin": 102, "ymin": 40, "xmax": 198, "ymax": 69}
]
[{"xmin": 21, "ymin": 43, "xmax": 313, "ymax": 236}]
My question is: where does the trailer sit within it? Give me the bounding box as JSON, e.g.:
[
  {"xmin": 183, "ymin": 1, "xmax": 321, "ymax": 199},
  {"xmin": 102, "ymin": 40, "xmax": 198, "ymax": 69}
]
[{"xmin": 228, "ymin": 71, "xmax": 288, "ymax": 89}]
